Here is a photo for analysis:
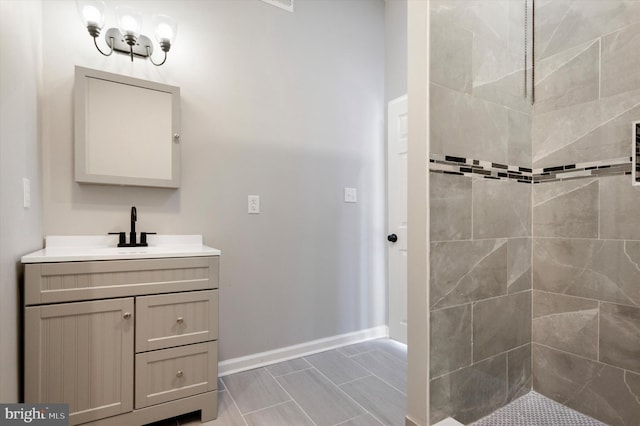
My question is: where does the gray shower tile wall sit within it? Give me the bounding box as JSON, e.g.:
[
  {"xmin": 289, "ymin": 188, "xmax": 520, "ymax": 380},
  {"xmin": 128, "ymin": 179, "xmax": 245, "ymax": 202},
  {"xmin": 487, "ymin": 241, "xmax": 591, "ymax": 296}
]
[
  {"xmin": 532, "ymin": 173, "xmax": 640, "ymax": 426},
  {"xmin": 428, "ymin": 0, "xmax": 533, "ymax": 423},
  {"xmin": 429, "ymin": 174, "xmax": 533, "ymax": 424},
  {"xmin": 473, "ymin": 179, "xmax": 531, "ymax": 238},
  {"xmin": 507, "ymin": 238, "xmax": 531, "ymax": 294},
  {"xmin": 530, "ymin": 2, "xmax": 640, "ymax": 424},
  {"xmin": 533, "ymin": 237, "xmax": 640, "ymax": 307},
  {"xmin": 601, "ymin": 21, "xmax": 640, "ymax": 99},
  {"xmin": 429, "ymin": 173, "xmax": 471, "ymax": 241},
  {"xmin": 532, "ymin": 1, "xmax": 640, "ymax": 169},
  {"xmin": 535, "ymin": 0, "xmax": 640, "ymax": 60},
  {"xmin": 472, "ymin": 292, "xmax": 531, "ymax": 362},
  {"xmin": 532, "ymin": 291, "xmax": 599, "ymax": 359},
  {"xmin": 599, "ymin": 303, "xmax": 640, "ymax": 373},
  {"xmin": 429, "ymin": 0, "xmax": 532, "ymax": 166},
  {"xmin": 430, "ymin": 0, "xmax": 639, "ymax": 424},
  {"xmin": 532, "ymin": 179, "xmax": 599, "ymax": 238},
  {"xmin": 532, "ymin": 345, "xmax": 640, "ymax": 426},
  {"xmin": 430, "ymin": 83, "xmax": 509, "ymax": 164},
  {"xmin": 599, "ymin": 176, "xmax": 640, "ymax": 240}
]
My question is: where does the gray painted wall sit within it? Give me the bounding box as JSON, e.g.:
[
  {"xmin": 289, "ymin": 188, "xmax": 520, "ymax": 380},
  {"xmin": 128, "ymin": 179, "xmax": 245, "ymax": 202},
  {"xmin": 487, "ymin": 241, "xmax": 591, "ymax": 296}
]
[
  {"xmin": 39, "ymin": 0, "xmax": 386, "ymax": 362},
  {"xmin": 385, "ymin": 0, "xmax": 407, "ymax": 102},
  {"xmin": 0, "ymin": 0, "xmax": 44, "ymax": 402}
]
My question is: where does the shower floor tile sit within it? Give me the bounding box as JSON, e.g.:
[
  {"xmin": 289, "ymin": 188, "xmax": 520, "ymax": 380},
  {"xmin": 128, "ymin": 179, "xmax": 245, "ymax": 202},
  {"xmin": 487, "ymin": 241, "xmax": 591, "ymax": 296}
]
[{"xmin": 471, "ymin": 391, "xmax": 606, "ymax": 426}]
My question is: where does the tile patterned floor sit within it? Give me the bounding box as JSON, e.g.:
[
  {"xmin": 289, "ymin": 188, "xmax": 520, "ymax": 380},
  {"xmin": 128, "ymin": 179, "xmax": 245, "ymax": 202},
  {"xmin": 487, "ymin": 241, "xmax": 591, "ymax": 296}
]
[
  {"xmin": 470, "ymin": 391, "xmax": 606, "ymax": 426},
  {"xmin": 149, "ymin": 339, "xmax": 407, "ymax": 426}
]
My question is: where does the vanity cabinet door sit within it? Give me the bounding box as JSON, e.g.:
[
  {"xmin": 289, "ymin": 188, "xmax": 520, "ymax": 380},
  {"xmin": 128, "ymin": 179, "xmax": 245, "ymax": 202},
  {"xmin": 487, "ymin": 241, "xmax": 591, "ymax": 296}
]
[{"xmin": 25, "ymin": 298, "xmax": 134, "ymax": 425}]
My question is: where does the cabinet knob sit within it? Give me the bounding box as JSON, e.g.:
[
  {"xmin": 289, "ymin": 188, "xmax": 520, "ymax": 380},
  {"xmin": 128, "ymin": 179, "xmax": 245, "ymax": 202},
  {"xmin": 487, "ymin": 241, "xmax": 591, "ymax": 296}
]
[
  {"xmin": 123, "ymin": 312, "xmax": 132, "ymax": 319},
  {"xmin": 177, "ymin": 317, "xmax": 184, "ymax": 324},
  {"xmin": 176, "ymin": 370, "xmax": 183, "ymax": 378}
]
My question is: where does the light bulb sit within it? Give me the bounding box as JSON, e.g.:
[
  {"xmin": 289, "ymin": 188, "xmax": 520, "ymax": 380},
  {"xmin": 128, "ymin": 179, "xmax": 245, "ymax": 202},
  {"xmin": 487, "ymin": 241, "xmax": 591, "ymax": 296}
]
[
  {"xmin": 116, "ymin": 6, "xmax": 142, "ymax": 37},
  {"xmin": 156, "ymin": 23, "xmax": 174, "ymax": 42},
  {"xmin": 152, "ymin": 14, "xmax": 178, "ymax": 48},
  {"xmin": 76, "ymin": 0, "xmax": 105, "ymax": 30},
  {"xmin": 82, "ymin": 5, "xmax": 101, "ymax": 26}
]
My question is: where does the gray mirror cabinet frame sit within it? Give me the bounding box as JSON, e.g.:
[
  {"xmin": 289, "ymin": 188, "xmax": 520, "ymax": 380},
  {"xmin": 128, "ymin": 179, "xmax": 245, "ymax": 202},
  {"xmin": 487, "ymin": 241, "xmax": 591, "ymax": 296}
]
[{"xmin": 74, "ymin": 66, "xmax": 181, "ymax": 188}]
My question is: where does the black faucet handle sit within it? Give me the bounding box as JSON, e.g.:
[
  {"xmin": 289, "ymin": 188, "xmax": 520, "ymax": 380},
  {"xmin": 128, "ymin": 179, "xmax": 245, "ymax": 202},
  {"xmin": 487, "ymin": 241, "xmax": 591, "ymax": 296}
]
[
  {"xmin": 108, "ymin": 232, "xmax": 126, "ymax": 247},
  {"xmin": 140, "ymin": 232, "xmax": 157, "ymax": 246}
]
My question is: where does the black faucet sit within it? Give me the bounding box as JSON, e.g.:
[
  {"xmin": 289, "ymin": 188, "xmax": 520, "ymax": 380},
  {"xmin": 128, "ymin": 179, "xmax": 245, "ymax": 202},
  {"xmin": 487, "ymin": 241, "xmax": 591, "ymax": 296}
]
[
  {"xmin": 130, "ymin": 206, "xmax": 137, "ymax": 246},
  {"xmin": 109, "ymin": 206, "xmax": 155, "ymax": 247}
]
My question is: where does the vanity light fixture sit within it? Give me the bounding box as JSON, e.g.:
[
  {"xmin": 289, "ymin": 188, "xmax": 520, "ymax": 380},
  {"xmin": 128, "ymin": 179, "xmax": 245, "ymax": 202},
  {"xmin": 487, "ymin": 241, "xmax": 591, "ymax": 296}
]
[{"xmin": 77, "ymin": 0, "xmax": 177, "ymax": 66}]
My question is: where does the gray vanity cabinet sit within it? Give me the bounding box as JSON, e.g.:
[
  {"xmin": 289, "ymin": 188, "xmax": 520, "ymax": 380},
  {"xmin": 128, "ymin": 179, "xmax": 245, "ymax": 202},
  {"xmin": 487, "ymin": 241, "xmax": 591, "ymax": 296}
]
[
  {"xmin": 24, "ymin": 256, "xmax": 219, "ymax": 426},
  {"xmin": 25, "ymin": 298, "xmax": 135, "ymax": 424}
]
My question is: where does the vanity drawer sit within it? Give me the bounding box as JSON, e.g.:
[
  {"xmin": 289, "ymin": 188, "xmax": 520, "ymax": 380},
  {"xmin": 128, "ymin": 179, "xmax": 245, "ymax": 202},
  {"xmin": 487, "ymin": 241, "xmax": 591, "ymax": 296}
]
[
  {"xmin": 136, "ymin": 290, "xmax": 218, "ymax": 352},
  {"xmin": 135, "ymin": 341, "xmax": 217, "ymax": 409},
  {"xmin": 25, "ymin": 257, "xmax": 219, "ymax": 305}
]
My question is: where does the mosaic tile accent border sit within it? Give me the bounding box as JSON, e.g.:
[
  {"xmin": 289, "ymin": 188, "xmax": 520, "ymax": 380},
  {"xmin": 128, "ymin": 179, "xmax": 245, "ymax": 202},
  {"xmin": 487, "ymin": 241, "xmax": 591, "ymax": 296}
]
[
  {"xmin": 429, "ymin": 154, "xmax": 633, "ymax": 184},
  {"xmin": 635, "ymin": 122, "xmax": 639, "ymax": 184}
]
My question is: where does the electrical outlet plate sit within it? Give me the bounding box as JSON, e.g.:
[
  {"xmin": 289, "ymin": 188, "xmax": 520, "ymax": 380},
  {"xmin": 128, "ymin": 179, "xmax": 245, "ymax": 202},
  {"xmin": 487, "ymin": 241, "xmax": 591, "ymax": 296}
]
[{"xmin": 248, "ymin": 195, "xmax": 260, "ymax": 214}]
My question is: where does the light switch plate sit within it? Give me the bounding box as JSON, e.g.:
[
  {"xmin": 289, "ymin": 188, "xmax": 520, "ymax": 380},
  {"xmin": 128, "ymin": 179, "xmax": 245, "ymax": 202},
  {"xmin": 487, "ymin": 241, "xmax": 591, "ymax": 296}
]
[
  {"xmin": 23, "ymin": 178, "xmax": 30, "ymax": 208},
  {"xmin": 344, "ymin": 187, "xmax": 357, "ymax": 203},
  {"xmin": 248, "ymin": 195, "xmax": 260, "ymax": 214}
]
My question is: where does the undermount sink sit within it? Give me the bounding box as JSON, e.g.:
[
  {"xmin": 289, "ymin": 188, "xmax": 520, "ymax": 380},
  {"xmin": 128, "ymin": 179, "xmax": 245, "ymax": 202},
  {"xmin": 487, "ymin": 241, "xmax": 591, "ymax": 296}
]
[{"xmin": 21, "ymin": 235, "xmax": 220, "ymax": 263}]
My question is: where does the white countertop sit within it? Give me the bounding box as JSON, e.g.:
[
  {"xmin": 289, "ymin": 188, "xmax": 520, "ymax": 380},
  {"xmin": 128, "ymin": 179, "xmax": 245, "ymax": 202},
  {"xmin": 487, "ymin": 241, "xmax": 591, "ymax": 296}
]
[{"xmin": 21, "ymin": 235, "xmax": 221, "ymax": 263}]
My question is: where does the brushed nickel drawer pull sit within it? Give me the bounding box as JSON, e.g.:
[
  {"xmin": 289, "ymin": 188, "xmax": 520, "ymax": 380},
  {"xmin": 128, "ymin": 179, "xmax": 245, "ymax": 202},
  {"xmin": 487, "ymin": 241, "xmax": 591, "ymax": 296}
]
[
  {"xmin": 177, "ymin": 317, "xmax": 184, "ymax": 324},
  {"xmin": 176, "ymin": 370, "xmax": 183, "ymax": 378},
  {"xmin": 123, "ymin": 312, "xmax": 132, "ymax": 319}
]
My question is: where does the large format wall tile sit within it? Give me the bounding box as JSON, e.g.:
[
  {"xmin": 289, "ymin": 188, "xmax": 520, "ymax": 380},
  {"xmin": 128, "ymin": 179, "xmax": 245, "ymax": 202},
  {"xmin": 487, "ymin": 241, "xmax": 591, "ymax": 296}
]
[
  {"xmin": 532, "ymin": 179, "xmax": 598, "ymax": 238},
  {"xmin": 473, "ymin": 291, "xmax": 532, "ymax": 361},
  {"xmin": 430, "ymin": 83, "xmax": 508, "ymax": 163},
  {"xmin": 430, "ymin": 20, "xmax": 473, "ymax": 94},
  {"xmin": 430, "ymin": 172, "xmax": 472, "ymax": 242},
  {"xmin": 430, "ymin": 304, "xmax": 472, "ymax": 378},
  {"xmin": 599, "ymin": 303, "xmax": 640, "ymax": 373},
  {"xmin": 601, "ymin": 22, "xmax": 640, "ymax": 98},
  {"xmin": 431, "ymin": 239, "xmax": 508, "ymax": 309},
  {"xmin": 532, "ymin": 89, "xmax": 640, "ymax": 168},
  {"xmin": 532, "ymin": 344, "xmax": 640, "ymax": 426},
  {"xmin": 473, "ymin": 179, "xmax": 531, "ymax": 239},
  {"xmin": 508, "ymin": 110, "xmax": 532, "ymax": 168},
  {"xmin": 507, "ymin": 344, "xmax": 531, "ymax": 403},
  {"xmin": 532, "ymin": 291, "xmax": 598, "ymax": 359},
  {"xmin": 507, "ymin": 238, "xmax": 532, "ymax": 294},
  {"xmin": 536, "ymin": 0, "xmax": 640, "ymax": 60},
  {"xmin": 599, "ymin": 175, "xmax": 640, "ymax": 240},
  {"xmin": 533, "ymin": 239, "xmax": 640, "ymax": 307},
  {"xmin": 430, "ymin": 354, "xmax": 507, "ymax": 425},
  {"xmin": 472, "ymin": 37, "xmax": 528, "ymax": 113},
  {"xmin": 534, "ymin": 39, "xmax": 599, "ymax": 114},
  {"xmin": 430, "ymin": 0, "xmax": 512, "ymax": 50}
]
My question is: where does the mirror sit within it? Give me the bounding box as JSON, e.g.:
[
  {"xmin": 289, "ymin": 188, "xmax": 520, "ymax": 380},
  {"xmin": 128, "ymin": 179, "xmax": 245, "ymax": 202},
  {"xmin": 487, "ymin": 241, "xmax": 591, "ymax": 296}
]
[
  {"xmin": 75, "ymin": 66, "xmax": 181, "ymax": 188},
  {"xmin": 634, "ymin": 120, "xmax": 640, "ymax": 186}
]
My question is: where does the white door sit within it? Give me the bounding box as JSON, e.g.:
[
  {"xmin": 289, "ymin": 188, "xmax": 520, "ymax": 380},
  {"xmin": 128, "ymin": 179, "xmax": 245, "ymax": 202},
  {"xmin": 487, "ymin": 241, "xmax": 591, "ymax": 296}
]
[{"xmin": 387, "ymin": 95, "xmax": 408, "ymax": 344}]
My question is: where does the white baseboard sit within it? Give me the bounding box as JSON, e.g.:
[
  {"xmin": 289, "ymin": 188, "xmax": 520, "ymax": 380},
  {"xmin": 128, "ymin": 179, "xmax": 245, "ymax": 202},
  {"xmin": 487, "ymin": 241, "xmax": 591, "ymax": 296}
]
[{"xmin": 218, "ymin": 325, "xmax": 389, "ymax": 376}]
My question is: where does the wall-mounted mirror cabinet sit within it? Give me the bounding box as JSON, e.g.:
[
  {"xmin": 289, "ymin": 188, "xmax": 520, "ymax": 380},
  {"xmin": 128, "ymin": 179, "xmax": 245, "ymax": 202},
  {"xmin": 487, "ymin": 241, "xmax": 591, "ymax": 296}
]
[
  {"xmin": 634, "ymin": 121, "xmax": 639, "ymax": 186},
  {"xmin": 75, "ymin": 66, "xmax": 181, "ymax": 188}
]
